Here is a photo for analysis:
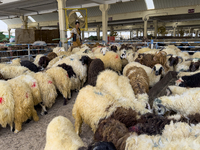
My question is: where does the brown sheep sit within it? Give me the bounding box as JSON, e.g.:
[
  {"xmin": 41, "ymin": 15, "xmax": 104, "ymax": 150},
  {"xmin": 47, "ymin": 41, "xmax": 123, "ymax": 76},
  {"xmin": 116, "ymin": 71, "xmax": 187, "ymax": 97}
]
[
  {"xmin": 125, "ymin": 66, "xmax": 149, "ymax": 95},
  {"xmin": 47, "ymin": 52, "xmax": 57, "ymax": 61}
]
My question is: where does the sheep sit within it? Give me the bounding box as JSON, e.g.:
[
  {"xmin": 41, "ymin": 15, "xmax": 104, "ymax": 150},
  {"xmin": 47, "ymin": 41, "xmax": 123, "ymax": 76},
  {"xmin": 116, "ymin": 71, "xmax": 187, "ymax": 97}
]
[
  {"xmin": 46, "ymin": 55, "xmax": 67, "ymax": 68},
  {"xmin": 126, "ymin": 52, "xmax": 139, "ymax": 63},
  {"xmin": 153, "ymin": 89, "xmax": 200, "ymax": 116},
  {"xmin": 166, "ymin": 54, "xmax": 183, "ymax": 71},
  {"xmin": 176, "ymin": 72, "xmax": 200, "ymax": 87},
  {"xmin": 44, "ymin": 116, "xmax": 86, "ymax": 150},
  {"xmin": 57, "ymin": 63, "xmax": 80, "ymax": 92},
  {"xmin": 47, "ymin": 52, "xmax": 57, "ymax": 61},
  {"xmin": 192, "ymin": 52, "xmax": 200, "ymax": 59},
  {"xmin": 8, "ymin": 78, "xmax": 39, "ymax": 133},
  {"xmin": 31, "ymin": 72, "xmax": 57, "ymax": 113},
  {"xmin": 177, "ymin": 69, "xmax": 200, "ymax": 78},
  {"xmin": 167, "ymin": 85, "xmax": 200, "ymax": 96},
  {"xmin": 20, "ymin": 60, "xmax": 39, "ymax": 72},
  {"xmin": 52, "ymin": 54, "xmax": 87, "ymax": 87},
  {"xmin": 137, "ymin": 47, "xmax": 151, "ymax": 53},
  {"xmin": 80, "ymin": 56, "xmax": 104, "ymax": 86},
  {"xmin": 53, "ymin": 47, "xmax": 65, "ymax": 54},
  {"xmin": 72, "ymin": 85, "xmax": 139, "ymax": 135},
  {"xmin": 95, "ymin": 51, "xmax": 122, "ymax": 74},
  {"xmin": 33, "ymin": 54, "xmax": 44, "ymax": 67},
  {"xmin": 46, "ymin": 67, "xmax": 71, "ymax": 105},
  {"xmin": 96, "ymin": 70, "xmax": 150, "ymax": 114},
  {"xmin": 123, "ymin": 62, "xmax": 164, "ymax": 87},
  {"xmin": 88, "ymin": 142, "xmax": 117, "ymax": 150},
  {"xmin": 0, "ymin": 65, "xmax": 32, "ymax": 79},
  {"xmin": 0, "ymin": 80, "xmax": 15, "ymax": 131},
  {"xmin": 11, "ymin": 58, "xmax": 21, "ymax": 66},
  {"xmin": 38, "ymin": 56, "xmax": 50, "ymax": 69},
  {"xmin": 184, "ymin": 58, "xmax": 200, "ymax": 72}
]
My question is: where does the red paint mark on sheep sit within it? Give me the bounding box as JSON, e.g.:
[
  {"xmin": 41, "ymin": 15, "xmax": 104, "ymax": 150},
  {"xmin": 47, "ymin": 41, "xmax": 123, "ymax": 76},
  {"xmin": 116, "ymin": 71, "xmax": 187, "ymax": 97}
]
[
  {"xmin": 31, "ymin": 82, "xmax": 36, "ymax": 88},
  {"xmin": 115, "ymin": 55, "xmax": 119, "ymax": 59},
  {"xmin": 48, "ymin": 81, "xmax": 52, "ymax": 84},
  {"xmin": 0, "ymin": 97, "xmax": 3, "ymax": 104},
  {"xmin": 26, "ymin": 93, "xmax": 28, "ymax": 98},
  {"xmin": 66, "ymin": 74, "xmax": 69, "ymax": 78}
]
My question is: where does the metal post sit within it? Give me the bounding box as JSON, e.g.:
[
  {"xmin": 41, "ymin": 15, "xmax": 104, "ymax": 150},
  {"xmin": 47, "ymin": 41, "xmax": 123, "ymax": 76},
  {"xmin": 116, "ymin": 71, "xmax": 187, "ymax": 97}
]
[
  {"xmin": 28, "ymin": 44, "xmax": 31, "ymax": 61},
  {"xmin": 151, "ymin": 39, "xmax": 154, "ymax": 49}
]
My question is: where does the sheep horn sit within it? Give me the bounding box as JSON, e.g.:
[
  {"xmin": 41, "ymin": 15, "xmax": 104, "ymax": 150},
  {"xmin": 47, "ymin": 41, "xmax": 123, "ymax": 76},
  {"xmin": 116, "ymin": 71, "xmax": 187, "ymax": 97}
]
[
  {"xmin": 167, "ymin": 54, "xmax": 173, "ymax": 57},
  {"xmin": 178, "ymin": 56, "xmax": 183, "ymax": 63},
  {"xmin": 185, "ymin": 58, "xmax": 193, "ymax": 61},
  {"xmin": 159, "ymin": 47, "xmax": 165, "ymax": 51}
]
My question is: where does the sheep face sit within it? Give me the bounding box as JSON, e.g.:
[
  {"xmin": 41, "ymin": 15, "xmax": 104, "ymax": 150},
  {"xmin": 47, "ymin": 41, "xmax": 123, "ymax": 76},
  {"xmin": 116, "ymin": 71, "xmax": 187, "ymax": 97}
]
[
  {"xmin": 168, "ymin": 55, "xmax": 183, "ymax": 67},
  {"xmin": 189, "ymin": 61, "xmax": 200, "ymax": 72},
  {"xmin": 110, "ymin": 45, "xmax": 117, "ymax": 52},
  {"xmin": 100, "ymin": 47, "xmax": 109, "ymax": 56},
  {"xmin": 152, "ymin": 64, "xmax": 164, "ymax": 76},
  {"xmin": 120, "ymin": 50, "xmax": 127, "ymax": 59},
  {"xmin": 153, "ymin": 98, "xmax": 167, "ymax": 116},
  {"xmin": 38, "ymin": 56, "xmax": 50, "ymax": 68},
  {"xmin": 80, "ymin": 56, "xmax": 90, "ymax": 65}
]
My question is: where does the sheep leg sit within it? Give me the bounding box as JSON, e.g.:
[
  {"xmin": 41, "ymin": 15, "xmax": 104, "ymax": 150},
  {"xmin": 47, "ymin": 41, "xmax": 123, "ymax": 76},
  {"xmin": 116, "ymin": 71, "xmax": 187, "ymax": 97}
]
[
  {"xmin": 10, "ymin": 123, "xmax": 13, "ymax": 132},
  {"xmin": 14, "ymin": 121, "xmax": 22, "ymax": 134},
  {"xmin": 118, "ymin": 71, "xmax": 121, "ymax": 75},
  {"xmin": 74, "ymin": 113, "xmax": 83, "ymax": 135},
  {"xmin": 40, "ymin": 102, "xmax": 48, "ymax": 115},
  {"xmin": 67, "ymin": 90, "xmax": 71, "ymax": 100},
  {"xmin": 32, "ymin": 109, "xmax": 39, "ymax": 122},
  {"xmin": 63, "ymin": 98, "xmax": 67, "ymax": 105}
]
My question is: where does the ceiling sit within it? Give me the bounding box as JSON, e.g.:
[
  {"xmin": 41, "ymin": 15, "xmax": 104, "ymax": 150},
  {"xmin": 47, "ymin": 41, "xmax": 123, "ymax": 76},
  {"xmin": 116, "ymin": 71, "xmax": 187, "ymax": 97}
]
[{"xmin": 1, "ymin": 0, "xmax": 200, "ymax": 29}]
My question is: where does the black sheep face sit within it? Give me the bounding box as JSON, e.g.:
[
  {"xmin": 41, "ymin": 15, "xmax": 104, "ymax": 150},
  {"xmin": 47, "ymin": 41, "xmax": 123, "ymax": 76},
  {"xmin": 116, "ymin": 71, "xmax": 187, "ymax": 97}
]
[
  {"xmin": 168, "ymin": 56, "xmax": 179, "ymax": 67},
  {"xmin": 111, "ymin": 45, "xmax": 117, "ymax": 52},
  {"xmin": 189, "ymin": 62, "xmax": 200, "ymax": 72},
  {"xmin": 39, "ymin": 56, "xmax": 49, "ymax": 68},
  {"xmin": 88, "ymin": 142, "xmax": 117, "ymax": 150},
  {"xmin": 80, "ymin": 56, "xmax": 89, "ymax": 65}
]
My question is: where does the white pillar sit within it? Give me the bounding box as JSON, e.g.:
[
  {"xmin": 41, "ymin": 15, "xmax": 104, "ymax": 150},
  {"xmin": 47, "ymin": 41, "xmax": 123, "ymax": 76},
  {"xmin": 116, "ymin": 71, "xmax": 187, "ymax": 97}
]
[
  {"xmin": 153, "ymin": 20, "xmax": 158, "ymax": 38},
  {"xmin": 20, "ymin": 15, "xmax": 28, "ymax": 29},
  {"xmin": 99, "ymin": 4, "xmax": 110, "ymax": 43},
  {"xmin": 143, "ymin": 16, "xmax": 149, "ymax": 38},
  {"xmin": 8, "ymin": 29, "xmax": 11, "ymax": 39},
  {"xmin": 97, "ymin": 25, "xmax": 100, "ymax": 41},
  {"xmin": 57, "ymin": 0, "xmax": 66, "ymax": 47}
]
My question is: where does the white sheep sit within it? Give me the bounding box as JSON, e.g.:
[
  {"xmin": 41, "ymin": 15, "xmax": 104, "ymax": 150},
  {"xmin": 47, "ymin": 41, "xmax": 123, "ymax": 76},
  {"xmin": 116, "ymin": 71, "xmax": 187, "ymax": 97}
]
[
  {"xmin": 0, "ymin": 80, "xmax": 15, "ymax": 131},
  {"xmin": 123, "ymin": 62, "xmax": 164, "ymax": 87},
  {"xmin": 46, "ymin": 67, "xmax": 71, "ymax": 105},
  {"xmin": 44, "ymin": 116, "xmax": 86, "ymax": 150},
  {"xmin": 8, "ymin": 78, "xmax": 39, "ymax": 133},
  {"xmin": 153, "ymin": 88, "xmax": 200, "ymax": 116}
]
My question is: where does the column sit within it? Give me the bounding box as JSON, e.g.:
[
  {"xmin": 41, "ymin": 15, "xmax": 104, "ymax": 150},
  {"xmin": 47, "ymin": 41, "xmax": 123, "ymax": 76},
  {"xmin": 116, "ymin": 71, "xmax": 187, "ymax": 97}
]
[
  {"xmin": 8, "ymin": 29, "xmax": 11, "ymax": 39},
  {"xmin": 57, "ymin": 0, "xmax": 66, "ymax": 47},
  {"xmin": 20, "ymin": 15, "xmax": 28, "ymax": 29},
  {"xmin": 99, "ymin": 4, "xmax": 110, "ymax": 43},
  {"xmin": 143, "ymin": 16, "xmax": 149, "ymax": 38},
  {"xmin": 82, "ymin": 30, "xmax": 84, "ymax": 41},
  {"xmin": 153, "ymin": 20, "xmax": 158, "ymax": 38},
  {"xmin": 136, "ymin": 29, "xmax": 138, "ymax": 38},
  {"xmin": 97, "ymin": 25, "xmax": 100, "ymax": 41}
]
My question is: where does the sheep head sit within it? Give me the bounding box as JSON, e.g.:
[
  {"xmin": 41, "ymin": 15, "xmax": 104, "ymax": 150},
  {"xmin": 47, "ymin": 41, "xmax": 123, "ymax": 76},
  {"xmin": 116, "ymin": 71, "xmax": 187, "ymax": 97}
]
[
  {"xmin": 100, "ymin": 47, "xmax": 110, "ymax": 56},
  {"xmin": 120, "ymin": 49, "xmax": 127, "ymax": 59},
  {"xmin": 167, "ymin": 54, "xmax": 183, "ymax": 67},
  {"xmin": 80, "ymin": 55, "xmax": 90, "ymax": 65},
  {"xmin": 152, "ymin": 64, "xmax": 164, "ymax": 76},
  {"xmin": 186, "ymin": 58, "xmax": 200, "ymax": 72},
  {"xmin": 153, "ymin": 99, "xmax": 168, "ymax": 116},
  {"xmin": 38, "ymin": 56, "xmax": 50, "ymax": 68},
  {"xmin": 110, "ymin": 45, "xmax": 118, "ymax": 52}
]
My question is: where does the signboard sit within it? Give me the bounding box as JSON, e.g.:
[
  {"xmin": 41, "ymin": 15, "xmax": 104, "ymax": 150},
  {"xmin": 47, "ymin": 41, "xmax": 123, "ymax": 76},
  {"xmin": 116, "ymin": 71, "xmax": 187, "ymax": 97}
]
[
  {"xmin": 188, "ymin": 9, "xmax": 195, "ymax": 13},
  {"xmin": 108, "ymin": 17, "xmax": 113, "ymax": 21}
]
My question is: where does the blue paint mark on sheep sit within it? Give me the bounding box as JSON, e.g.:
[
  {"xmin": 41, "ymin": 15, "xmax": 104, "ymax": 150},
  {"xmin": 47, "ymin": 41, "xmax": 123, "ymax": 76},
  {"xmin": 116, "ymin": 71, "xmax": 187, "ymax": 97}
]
[
  {"xmin": 155, "ymin": 98, "xmax": 162, "ymax": 103},
  {"xmin": 94, "ymin": 91, "xmax": 103, "ymax": 96},
  {"xmin": 70, "ymin": 58, "xmax": 74, "ymax": 61}
]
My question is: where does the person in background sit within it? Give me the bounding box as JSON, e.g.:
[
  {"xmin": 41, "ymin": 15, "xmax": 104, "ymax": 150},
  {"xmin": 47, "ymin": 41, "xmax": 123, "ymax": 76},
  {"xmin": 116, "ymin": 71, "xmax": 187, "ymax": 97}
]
[{"xmin": 67, "ymin": 20, "xmax": 82, "ymax": 47}]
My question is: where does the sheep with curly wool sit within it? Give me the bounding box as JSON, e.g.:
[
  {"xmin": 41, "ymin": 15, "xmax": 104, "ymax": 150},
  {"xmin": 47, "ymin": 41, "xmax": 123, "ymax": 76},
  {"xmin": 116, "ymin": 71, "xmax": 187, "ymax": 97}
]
[
  {"xmin": 0, "ymin": 80, "xmax": 15, "ymax": 131},
  {"xmin": 47, "ymin": 52, "xmax": 57, "ymax": 61},
  {"xmin": 153, "ymin": 88, "xmax": 200, "ymax": 116},
  {"xmin": 95, "ymin": 51, "xmax": 122, "ymax": 74},
  {"xmin": 0, "ymin": 65, "xmax": 32, "ymax": 79},
  {"xmin": 46, "ymin": 67, "xmax": 71, "ymax": 105},
  {"xmin": 52, "ymin": 54, "xmax": 87, "ymax": 87},
  {"xmin": 31, "ymin": 72, "xmax": 57, "ymax": 110},
  {"xmin": 123, "ymin": 62, "xmax": 164, "ymax": 87},
  {"xmin": 44, "ymin": 116, "xmax": 86, "ymax": 150},
  {"xmin": 8, "ymin": 78, "xmax": 39, "ymax": 133},
  {"xmin": 96, "ymin": 70, "xmax": 150, "ymax": 114},
  {"xmin": 72, "ymin": 85, "xmax": 141, "ymax": 135}
]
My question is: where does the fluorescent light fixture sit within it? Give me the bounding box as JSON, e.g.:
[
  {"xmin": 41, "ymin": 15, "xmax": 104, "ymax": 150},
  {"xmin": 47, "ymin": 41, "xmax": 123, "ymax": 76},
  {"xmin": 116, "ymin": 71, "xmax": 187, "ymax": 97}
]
[
  {"xmin": 0, "ymin": 0, "xmax": 21, "ymax": 4},
  {"xmin": 28, "ymin": 16, "xmax": 36, "ymax": 22},
  {"xmin": 145, "ymin": 0, "xmax": 155, "ymax": 10}
]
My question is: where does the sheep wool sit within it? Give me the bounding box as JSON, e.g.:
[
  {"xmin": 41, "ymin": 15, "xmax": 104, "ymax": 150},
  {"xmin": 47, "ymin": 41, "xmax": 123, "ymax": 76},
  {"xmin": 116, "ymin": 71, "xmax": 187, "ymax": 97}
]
[
  {"xmin": 137, "ymin": 47, "xmax": 151, "ymax": 54},
  {"xmin": 11, "ymin": 58, "xmax": 21, "ymax": 66},
  {"xmin": 0, "ymin": 65, "xmax": 32, "ymax": 79},
  {"xmin": 44, "ymin": 116, "xmax": 85, "ymax": 150},
  {"xmin": 0, "ymin": 80, "xmax": 15, "ymax": 131},
  {"xmin": 31, "ymin": 72, "xmax": 57, "ymax": 108},
  {"xmin": 46, "ymin": 67, "xmax": 71, "ymax": 103},
  {"xmin": 72, "ymin": 85, "xmax": 119, "ymax": 134},
  {"xmin": 15, "ymin": 75, "xmax": 42, "ymax": 106},
  {"xmin": 8, "ymin": 78, "xmax": 39, "ymax": 133}
]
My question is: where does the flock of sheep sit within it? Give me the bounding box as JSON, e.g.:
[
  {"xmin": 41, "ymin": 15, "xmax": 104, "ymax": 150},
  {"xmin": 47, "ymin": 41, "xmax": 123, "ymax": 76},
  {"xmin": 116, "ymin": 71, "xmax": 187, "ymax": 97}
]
[{"xmin": 0, "ymin": 42, "xmax": 200, "ymax": 150}]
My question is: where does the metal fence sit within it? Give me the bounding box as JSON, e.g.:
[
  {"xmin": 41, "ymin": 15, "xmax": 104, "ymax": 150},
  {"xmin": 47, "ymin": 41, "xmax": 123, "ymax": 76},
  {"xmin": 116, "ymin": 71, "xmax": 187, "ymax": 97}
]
[{"xmin": 0, "ymin": 43, "xmax": 58, "ymax": 63}]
